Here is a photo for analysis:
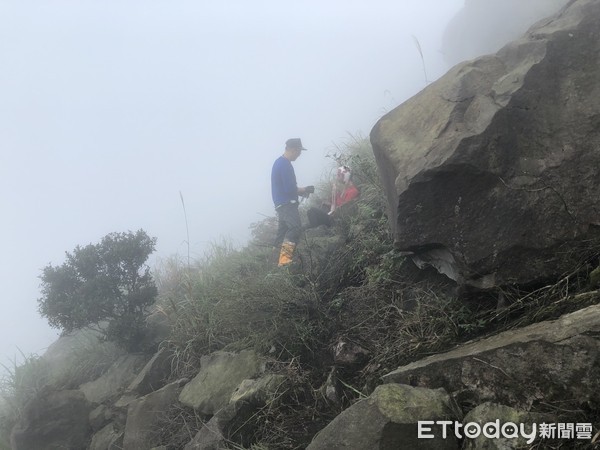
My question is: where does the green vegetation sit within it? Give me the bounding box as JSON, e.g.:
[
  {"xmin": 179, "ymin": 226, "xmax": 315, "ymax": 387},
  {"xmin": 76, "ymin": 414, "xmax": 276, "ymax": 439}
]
[
  {"xmin": 150, "ymin": 136, "xmax": 477, "ymax": 447},
  {"xmin": 38, "ymin": 229, "xmax": 158, "ymax": 351}
]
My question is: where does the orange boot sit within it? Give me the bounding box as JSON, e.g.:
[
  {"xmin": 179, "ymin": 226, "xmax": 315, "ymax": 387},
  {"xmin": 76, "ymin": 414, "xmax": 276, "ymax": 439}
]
[{"xmin": 278, "ymin": 241, "xmax": 296, "ymax": 267}]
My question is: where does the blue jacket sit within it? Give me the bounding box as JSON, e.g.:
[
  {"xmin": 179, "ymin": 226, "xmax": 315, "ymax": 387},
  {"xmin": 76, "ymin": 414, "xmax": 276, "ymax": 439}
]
[{"xmin": 271, "ymin": 156, "xmax": 298, "ymax": 207}]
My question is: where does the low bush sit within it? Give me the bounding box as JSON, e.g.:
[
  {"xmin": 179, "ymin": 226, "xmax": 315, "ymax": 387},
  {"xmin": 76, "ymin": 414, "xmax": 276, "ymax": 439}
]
[{"xmin": 38, "ymin": 229, "xmax": 159, "ymax": 352}]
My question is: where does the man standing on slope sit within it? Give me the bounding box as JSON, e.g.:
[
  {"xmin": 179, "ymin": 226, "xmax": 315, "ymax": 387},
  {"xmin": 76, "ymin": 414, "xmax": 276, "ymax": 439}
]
[{"xmin": 271, "ymin": 138, "xmax": 314, "ymax": 267}]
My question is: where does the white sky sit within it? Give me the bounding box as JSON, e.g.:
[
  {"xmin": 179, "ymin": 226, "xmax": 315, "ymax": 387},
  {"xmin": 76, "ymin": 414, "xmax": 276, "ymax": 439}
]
[{"xmin": 0, "ymin": 0, "xmax": 563, "ymax": 367}]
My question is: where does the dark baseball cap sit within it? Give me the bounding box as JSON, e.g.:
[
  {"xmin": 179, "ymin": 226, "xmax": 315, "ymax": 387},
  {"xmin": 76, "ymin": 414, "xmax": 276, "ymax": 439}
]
[{"xmin": 286, "ymin": 138, "xmax": 307, "ymax": 150}]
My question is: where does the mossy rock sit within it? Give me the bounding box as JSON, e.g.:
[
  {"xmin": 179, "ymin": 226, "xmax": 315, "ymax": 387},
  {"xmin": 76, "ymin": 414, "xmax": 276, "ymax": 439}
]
[
  {"xmin": 307, "ymin": 384, "xmax": 461, "ymax": 450},
  {"xmin": 589, "ymin": 265, "xmax": 600, "ymax": 288}
]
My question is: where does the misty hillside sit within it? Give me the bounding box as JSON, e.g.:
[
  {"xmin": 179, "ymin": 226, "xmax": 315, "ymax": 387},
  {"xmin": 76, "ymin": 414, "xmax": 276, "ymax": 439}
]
[
  {"xmin": 2, "ymin": 0, "xmax": 600, "ymax": 449},
  {"xmin": 2, "ymin": 133, "xmax": 599, "ymax": 449}
]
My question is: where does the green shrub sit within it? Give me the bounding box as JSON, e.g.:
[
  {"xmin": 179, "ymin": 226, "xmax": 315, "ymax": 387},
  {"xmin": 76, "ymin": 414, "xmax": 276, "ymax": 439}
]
[{"xmin": 38, "ymin": 229, "xmax": 158, "ymax": 351}]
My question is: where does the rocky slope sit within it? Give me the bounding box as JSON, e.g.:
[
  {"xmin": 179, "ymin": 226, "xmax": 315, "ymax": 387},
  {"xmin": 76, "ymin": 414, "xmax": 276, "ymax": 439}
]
[{"xmin": 6, "ymin": 0, "xmax": 600, "ymax": 448}]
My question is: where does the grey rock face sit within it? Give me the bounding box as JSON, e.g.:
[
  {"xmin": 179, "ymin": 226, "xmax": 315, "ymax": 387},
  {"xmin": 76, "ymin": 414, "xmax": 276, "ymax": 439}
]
[
  {"xmin": 179, "ymin": 350, "xmax": 264, "ymax": 414},
  {"xmin": 371, "ymin": 0, "xmax": 600, "ymax": 288},
  {"xmin": 89, "ymin": 422, "xmax": 124, "ymax": 450},
  {"xmin": 89, "ymin": 404, "xmax": 113, "ymax": 432},
  {"xmin": 383, "ymin": 304, "xmax": 600, "ymax": 410},
  {"xmin": 126, "ymin": 347, "xmax": 172, "ymax": 396},
  {"xmin": 184, "ymin": 373, "xmax": 288, "ymax": 450},
  {"xmin": 80, "ymin": 354, "xmax": 148, "ymax": 404},
  {"xmin": 10, "ymin": 389, "xmax": 93, "ymax": 450},
  {"xmin": 122, "ymin": 380, "xmax": 184, "ymax": 450}
]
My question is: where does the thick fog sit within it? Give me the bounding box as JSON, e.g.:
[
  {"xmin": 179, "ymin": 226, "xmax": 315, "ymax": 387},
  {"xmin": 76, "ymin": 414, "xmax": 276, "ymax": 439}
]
[
  {"xmin": 0, "ymin": 0, "xmax": 568, "ymax": 368},
  {"xmin": 442, "ymin": 0, "xmax": 569, "ymax": 66}
]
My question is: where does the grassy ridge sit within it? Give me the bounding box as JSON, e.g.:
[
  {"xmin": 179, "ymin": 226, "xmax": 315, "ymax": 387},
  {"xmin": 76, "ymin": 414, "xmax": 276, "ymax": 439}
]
[{"xmin": 152, "ymin": 137, "xmax": 483, "ymax": 447}]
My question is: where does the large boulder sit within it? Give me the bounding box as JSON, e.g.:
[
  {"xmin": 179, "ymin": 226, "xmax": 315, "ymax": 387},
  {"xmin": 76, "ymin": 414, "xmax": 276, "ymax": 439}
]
[
  {"xmin": 42, "ymin": 327, "xmax": 105, "ymax": 366},
  {"xmin": 383, "ymin": 303, "xmax": 600, "ymax": 410},
  {"xmin": 40, "ymin": 326, "xmax": 124, "ymax": 388},
  {"xmin": 80, "ymin": 354, "xmax": 148, "ymax": 404},
  {"xmin": 307, "ymin": 383, "xmax": 461, "ymax": 449},
  {"xmin": 179, "ymin": 350, "xmax": 264, "ymax": 415},
  {"xmin": 371, "ymin": 0, "xmax": 600, "ymax": 288},
  {"xmin": 184, "ymin": 373, "xmax": 288, "ymax": 450},
  {"xmin": 122, "ymin": 379, "xmax": 185, "ymax": 450},
  {"xmin": 10, "ymin": 389, "xmax": 93, "ymax": 450}
]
